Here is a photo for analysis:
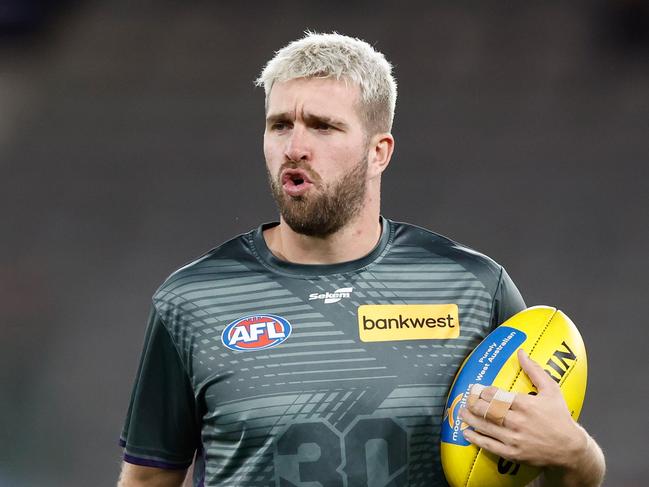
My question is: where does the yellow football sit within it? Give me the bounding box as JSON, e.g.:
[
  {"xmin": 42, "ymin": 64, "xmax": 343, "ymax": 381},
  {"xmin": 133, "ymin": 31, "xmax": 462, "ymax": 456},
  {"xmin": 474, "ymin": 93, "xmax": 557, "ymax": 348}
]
[{"xmin": 440, "ymin": 306, "xmax": 588, "ymax": 487}]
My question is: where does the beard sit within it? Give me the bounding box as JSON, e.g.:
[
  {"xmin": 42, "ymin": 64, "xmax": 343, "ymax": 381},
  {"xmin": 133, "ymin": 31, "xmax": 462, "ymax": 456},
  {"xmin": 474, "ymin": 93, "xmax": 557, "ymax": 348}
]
[{"xmin": 267, "ymin": 156, "xmax": 369, "ymax": 238}]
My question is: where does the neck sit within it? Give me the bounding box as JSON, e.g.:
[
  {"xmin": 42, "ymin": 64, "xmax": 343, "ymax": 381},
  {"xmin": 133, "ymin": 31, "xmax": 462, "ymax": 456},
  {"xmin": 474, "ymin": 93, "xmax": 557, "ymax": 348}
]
[{"xmin": 264, "ymin": 192, "xmax": 382, "ymax": 265}]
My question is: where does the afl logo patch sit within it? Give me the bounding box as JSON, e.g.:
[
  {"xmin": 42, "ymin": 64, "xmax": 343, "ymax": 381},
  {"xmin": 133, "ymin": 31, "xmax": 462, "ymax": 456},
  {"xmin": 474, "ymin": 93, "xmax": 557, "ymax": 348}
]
[{"xmin": 221, "ymin": 314, "xmax": 292, "ymax": 352}]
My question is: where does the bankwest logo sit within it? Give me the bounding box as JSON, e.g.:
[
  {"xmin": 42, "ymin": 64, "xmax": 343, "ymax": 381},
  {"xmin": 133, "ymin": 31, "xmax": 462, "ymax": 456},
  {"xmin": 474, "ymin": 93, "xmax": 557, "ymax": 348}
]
[
  {"xmin": 358, "ymin": 304, "xmax": 460, "ymax": 342},
  {"xmin": 309, "ymin": 287, "xmax": 353, "ymax": 304}
]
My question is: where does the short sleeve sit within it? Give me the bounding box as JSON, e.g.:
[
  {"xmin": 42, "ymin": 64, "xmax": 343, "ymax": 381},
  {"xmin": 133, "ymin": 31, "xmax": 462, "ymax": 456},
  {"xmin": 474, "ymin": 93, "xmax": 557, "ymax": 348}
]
[
  {"xmin": 491, "ymin": 267, "xmax": 526, "ymax": 329},
  {"xmin": 119, "ymin": 307, "xmax": 199, "ymax": 469}
]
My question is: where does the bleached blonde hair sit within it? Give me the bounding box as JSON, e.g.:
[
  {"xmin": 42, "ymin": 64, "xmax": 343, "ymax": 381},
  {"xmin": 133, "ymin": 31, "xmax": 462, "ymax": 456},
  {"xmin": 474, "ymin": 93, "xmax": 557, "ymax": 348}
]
[{"xmin": 255, "ymin": 32, "xmax": 397, "ymax": 135}]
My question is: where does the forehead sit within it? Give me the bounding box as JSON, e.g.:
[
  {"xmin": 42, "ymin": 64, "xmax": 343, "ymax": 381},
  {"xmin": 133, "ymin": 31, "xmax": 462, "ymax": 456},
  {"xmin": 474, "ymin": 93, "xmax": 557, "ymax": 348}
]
[{"xmin": 267, "ymin": 77, "xmax": 362, "ymax": 120}]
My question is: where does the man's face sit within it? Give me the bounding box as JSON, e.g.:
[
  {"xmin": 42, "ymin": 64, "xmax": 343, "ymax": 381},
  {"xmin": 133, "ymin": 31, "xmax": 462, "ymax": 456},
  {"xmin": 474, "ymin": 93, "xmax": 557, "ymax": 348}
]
[{"xmin": 263, "ymin": 77, "xmax": 370, "ymax": 237}]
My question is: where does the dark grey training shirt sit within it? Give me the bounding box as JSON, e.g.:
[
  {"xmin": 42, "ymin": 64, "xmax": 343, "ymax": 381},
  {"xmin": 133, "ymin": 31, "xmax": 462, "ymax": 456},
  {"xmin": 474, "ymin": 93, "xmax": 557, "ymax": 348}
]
[{"xmin": 120, "ymin": 217, "xmax": 525, "ymax": 487}]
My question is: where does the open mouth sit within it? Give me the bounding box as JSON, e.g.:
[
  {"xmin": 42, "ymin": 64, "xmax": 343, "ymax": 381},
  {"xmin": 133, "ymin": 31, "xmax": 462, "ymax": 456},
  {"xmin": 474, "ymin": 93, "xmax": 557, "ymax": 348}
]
[
  {"xmin": 290, "ymin": 176, "xmax": 305, "ymax": 186},
  {"xmin": 282, "ymin": 169, "xmax": 311, "ymax": 186},
  {"xmin": 281, "ymin": 169, "xmax": 314, "ymax": 194}
]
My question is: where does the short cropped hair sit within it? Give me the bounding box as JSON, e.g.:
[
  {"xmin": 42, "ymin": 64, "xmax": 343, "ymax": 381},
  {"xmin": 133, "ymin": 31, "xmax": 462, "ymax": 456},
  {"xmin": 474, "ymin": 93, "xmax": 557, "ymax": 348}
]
[{"xmin": 255, "ymin": 32, "xmax": 397, "ymax": 135}]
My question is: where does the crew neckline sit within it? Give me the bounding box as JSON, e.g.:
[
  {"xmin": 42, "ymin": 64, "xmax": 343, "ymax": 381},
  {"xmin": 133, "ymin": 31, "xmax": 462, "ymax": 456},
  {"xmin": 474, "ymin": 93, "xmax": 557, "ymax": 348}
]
[{"xmin": 250, "ymin": 217, "xmax": 393, "ymax": 278}]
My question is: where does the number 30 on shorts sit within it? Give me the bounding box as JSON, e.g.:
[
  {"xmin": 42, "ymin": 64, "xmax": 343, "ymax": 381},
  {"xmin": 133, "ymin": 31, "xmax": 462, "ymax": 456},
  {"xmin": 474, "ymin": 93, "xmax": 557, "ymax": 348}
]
[{"xmin": 274, "ymin": 417, "xmax": 409, "ymax": 487}]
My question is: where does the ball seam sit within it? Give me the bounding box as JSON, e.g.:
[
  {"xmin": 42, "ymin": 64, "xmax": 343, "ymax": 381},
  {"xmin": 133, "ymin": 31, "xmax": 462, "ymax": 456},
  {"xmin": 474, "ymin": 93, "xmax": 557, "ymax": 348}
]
[
  {"xmin": 505, "ymin": 308, "xmax": 558, "ymax": 392},
  {"xmin": 464, "ymin": 308, "xmax": 557, "ymax": 487}
]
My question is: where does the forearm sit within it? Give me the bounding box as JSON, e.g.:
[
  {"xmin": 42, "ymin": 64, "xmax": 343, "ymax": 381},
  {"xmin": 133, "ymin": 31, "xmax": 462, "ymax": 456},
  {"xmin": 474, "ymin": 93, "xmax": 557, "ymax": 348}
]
[
  {"xmin": 117, "ymin": 462, "xmax": 188, "ymax": 487},
  {"xmin": 542, "ymin": 425, "xmax": 605, "ymax": 487}
]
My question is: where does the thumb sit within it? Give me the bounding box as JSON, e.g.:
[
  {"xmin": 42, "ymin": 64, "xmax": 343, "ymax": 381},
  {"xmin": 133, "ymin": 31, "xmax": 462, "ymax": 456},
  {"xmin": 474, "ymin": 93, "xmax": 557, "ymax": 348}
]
[{"xmin": 518, "ymin": 348, "xmax": 556, "ymax": 394}]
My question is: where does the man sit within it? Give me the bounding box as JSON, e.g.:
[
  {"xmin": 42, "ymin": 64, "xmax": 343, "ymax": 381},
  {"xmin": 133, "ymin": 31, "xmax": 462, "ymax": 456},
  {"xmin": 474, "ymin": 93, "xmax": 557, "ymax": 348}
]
[{"xmin": 118, "ymin": 33, "xmax": 605, "ymax": 487}]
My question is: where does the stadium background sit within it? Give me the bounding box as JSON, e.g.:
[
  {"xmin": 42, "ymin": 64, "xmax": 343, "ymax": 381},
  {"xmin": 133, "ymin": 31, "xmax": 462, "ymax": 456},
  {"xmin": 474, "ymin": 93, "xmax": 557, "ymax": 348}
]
[{"xmin": 1, "ymin": 1, "xmax": 647, "ymax": 485}]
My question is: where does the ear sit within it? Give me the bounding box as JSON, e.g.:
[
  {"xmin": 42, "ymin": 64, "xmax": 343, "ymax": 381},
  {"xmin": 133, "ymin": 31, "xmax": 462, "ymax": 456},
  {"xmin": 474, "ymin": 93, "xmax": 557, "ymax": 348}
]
[{"xmin": 366, "ymin": 132, "xmax": 395, "ymax": 179}]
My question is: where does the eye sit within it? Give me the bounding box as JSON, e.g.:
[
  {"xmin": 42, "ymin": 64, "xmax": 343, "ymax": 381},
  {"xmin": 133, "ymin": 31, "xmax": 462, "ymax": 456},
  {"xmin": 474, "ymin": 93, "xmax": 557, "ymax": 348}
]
[
  {"xmin": 270, "ymin": 121, "xmax": 290, "ymax": 131},
  {"xmin": 314, "ymin": 122, "xmax": 332, "ymax": 131}
]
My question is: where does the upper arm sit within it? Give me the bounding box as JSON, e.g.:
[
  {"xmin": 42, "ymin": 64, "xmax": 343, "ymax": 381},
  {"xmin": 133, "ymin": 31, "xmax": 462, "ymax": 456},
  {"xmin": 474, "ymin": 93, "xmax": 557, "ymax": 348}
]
[
  {"xmin": 491, "ymin": 267, "xmax": 526, "ymax": 328},
  {"xmin": 118, "ymin": 462, "xmax": 188, "ymax": 487},
  {"xmin": 120, "ymin": 307, "xmax": 200, "ymax": 472}
]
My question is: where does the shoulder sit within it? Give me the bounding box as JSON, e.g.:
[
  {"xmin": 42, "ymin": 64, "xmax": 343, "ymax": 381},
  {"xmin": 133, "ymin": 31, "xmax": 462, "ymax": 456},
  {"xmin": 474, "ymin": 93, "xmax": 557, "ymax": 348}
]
[
  {"xmin": 388, "ymin": 219, "xmax": 503, "ymax": 269},
  {"xmin": 387, "ymin": 218, "xmax": 505, "ymax": 285},
  {"xmin": 152, "ymin": 228, "xmax": 259, "ymax": 308}
]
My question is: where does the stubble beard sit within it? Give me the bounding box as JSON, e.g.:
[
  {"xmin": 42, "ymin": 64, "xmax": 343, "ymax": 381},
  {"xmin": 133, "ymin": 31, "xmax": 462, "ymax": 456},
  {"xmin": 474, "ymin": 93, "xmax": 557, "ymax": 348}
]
[{"xmin": 267, "ymin": 157, "xmax": 369, "ymax": 238}]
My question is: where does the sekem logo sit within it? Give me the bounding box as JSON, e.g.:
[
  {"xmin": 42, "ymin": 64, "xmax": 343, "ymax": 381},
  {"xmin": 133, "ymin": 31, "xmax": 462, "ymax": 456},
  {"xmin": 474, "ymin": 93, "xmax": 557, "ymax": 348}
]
[
  {"xmin": 309, "ymin": 287, "xmax": 353, "ymax": 304},
  {"xmin": 221, "ymin": 314, "xmax": 292, "ymax": 352}
]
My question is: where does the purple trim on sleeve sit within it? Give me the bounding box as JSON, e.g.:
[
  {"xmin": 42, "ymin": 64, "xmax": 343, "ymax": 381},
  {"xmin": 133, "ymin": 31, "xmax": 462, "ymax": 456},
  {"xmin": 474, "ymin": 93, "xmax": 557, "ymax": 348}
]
[
  {"xmin": 123, "ymin": 453, "xmax": 191, "ymax": 470},
  {"xmin": 118, "ymin": 438, "xmax": 126, "ymax": 447},
  {"xmin": 198, "ymin": 441, "xmax": 205, "ymax": 487}
]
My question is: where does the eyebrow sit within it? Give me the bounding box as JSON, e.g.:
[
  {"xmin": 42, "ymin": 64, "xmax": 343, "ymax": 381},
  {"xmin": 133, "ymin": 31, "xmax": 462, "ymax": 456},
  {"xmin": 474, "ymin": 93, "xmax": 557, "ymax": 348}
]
[
  {"xmin": 304, "ymin": 113, "xmax": 349, "ymax": 129},
  {"xmin": 266, "ymin": 111, "xmax": 349, "ymax": 129},
  {"xmin": 266, "ymin": 112, "xmax": 291, "ymax": 125}
]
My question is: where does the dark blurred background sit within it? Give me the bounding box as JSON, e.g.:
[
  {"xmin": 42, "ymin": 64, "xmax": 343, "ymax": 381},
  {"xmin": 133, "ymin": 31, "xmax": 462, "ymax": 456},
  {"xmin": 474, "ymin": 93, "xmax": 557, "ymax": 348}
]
[{"xmin": 1, "ymin": 1, "xmax": 647, "ymax": 485}]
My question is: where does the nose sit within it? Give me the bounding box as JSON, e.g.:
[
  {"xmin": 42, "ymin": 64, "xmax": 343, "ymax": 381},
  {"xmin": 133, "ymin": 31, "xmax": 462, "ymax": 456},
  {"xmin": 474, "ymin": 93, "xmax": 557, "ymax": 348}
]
[{"xmin": 284, "ymin": 125, "xmax": 311, "ymax": 162}]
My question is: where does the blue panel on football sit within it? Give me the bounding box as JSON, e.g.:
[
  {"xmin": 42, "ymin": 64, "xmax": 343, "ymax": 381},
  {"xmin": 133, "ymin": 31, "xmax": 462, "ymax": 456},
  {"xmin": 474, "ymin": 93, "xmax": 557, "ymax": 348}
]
[{"xmin": 441, "ymin": 326, "xmax": 527, "ymax": 446}]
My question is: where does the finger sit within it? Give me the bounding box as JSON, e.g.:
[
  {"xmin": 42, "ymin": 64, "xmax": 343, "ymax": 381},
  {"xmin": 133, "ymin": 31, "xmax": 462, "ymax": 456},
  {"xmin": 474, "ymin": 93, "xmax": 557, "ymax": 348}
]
[
  {"xmin": 517, "ymin": 348, "xmax": 556, "ymax": 394},
  {"xmin": 466, "ymin": 387, "xmax": 517, "ymax": 420},
  {"xmin": 466, "ymin": 393, "xmax": 480, "ymax": 409},
  {"xmin": 469, "ymin": 383, "xmax": 487, "ymax": 397},
  {"xmin": 485, "ymin": 389, "xmax": 517, "ymax": 425},
  {"xmin": 459, "ymin": 404, "xmax": 508, "ymax": 439},
  {"xmin": 462, "ymin": 402, "xmax": 523, "ymax": 432},
  {"xmin": 463, "ymin": 428, "xmax": 515, "ymax": 460},
  {"xmin": 470, "ymin": 385, "xmax": 499, "ymax": 403},
  {"xmin": 465, "ymin": 395, "xmax": 491, "ymax": 418},
  {"xmin": 466, "ymin": 383, "xmax": 488, "ymax": 409}
]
